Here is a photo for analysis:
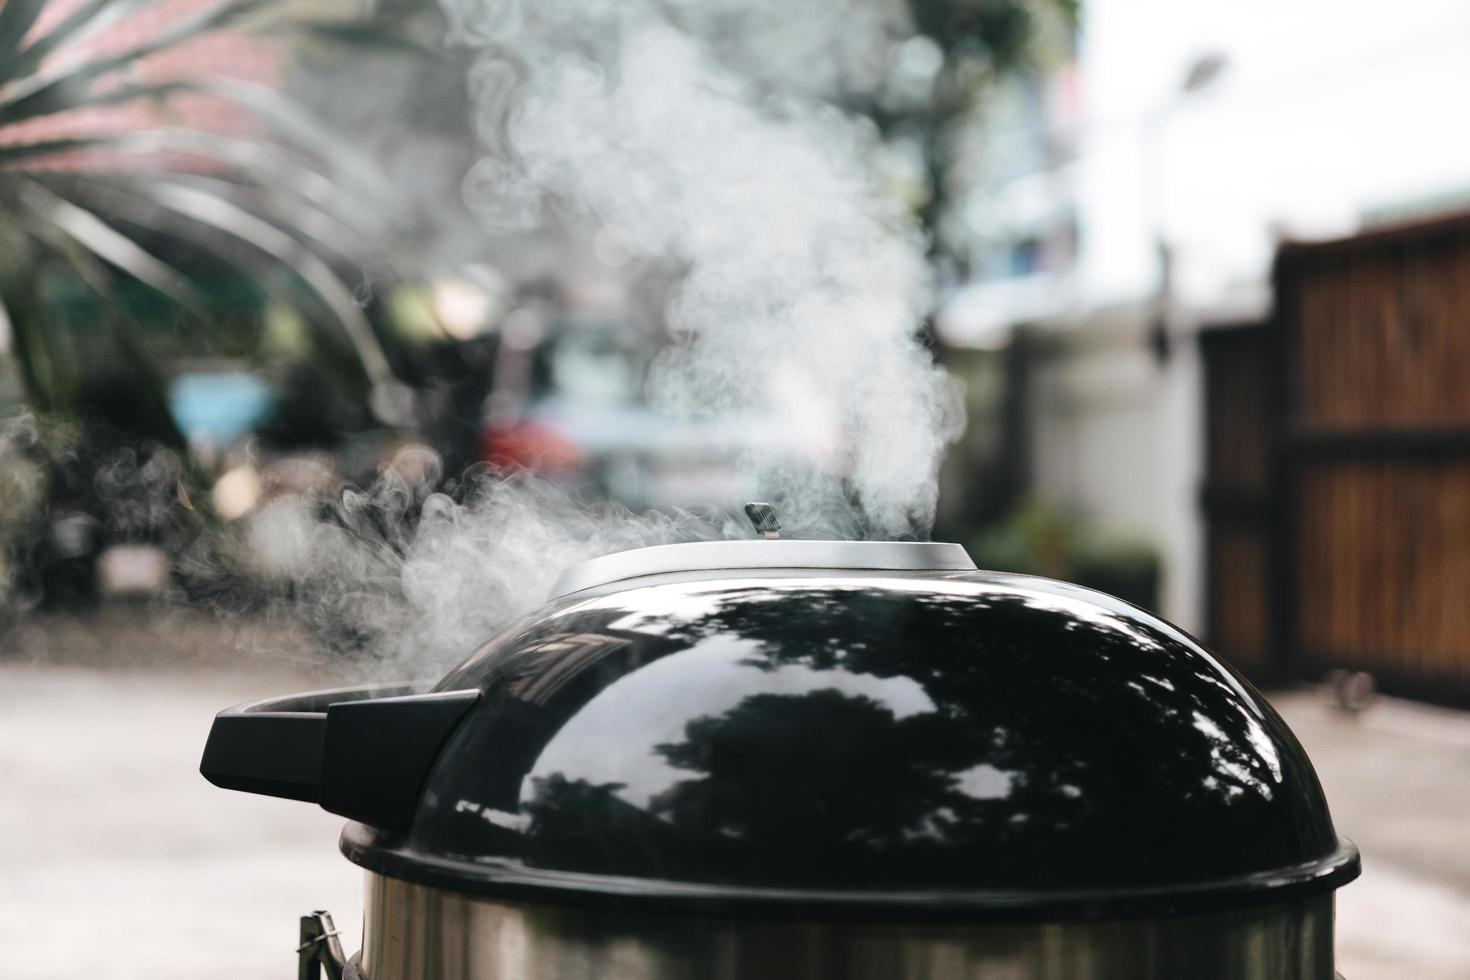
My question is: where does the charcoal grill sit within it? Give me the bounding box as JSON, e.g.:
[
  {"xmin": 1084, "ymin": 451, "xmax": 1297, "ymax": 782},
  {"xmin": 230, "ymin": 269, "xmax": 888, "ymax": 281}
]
[{"xmin": 203, "ymin": 526, "xmax": 1358, "ymax": 979}]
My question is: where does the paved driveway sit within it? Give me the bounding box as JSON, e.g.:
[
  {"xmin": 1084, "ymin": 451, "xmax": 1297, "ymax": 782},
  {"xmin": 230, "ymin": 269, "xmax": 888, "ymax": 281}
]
[
  {"xmin": 1273, "ymin": 689, "xmax": 1470, "ymax": 979},
  {"xmin": 0, "ymin": 611, "xmax": 363, "ymax": 980}
]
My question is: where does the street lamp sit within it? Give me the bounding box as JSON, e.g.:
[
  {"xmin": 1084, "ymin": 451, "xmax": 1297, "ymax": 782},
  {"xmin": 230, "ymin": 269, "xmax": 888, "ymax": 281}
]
[{"xmin": 1145, "ymin": 51, "xmax": 1230, "ymax": 363}]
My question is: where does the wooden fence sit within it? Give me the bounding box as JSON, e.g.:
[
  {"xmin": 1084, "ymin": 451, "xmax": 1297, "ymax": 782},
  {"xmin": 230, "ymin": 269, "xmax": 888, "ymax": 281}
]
[{"xmin": 1202, "ymin": 213, "xmax": 1470, "ymax": 702}]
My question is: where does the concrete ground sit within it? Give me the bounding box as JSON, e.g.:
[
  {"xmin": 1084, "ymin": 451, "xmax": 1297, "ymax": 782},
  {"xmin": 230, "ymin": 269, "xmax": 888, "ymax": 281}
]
[
  {"xmin": 0, "ymin": 610, "xmax": 364, "ymax": 980},
  {"xmin": 1274, "ymin": 688, "xmax": 1470, "ymax": 978},
  {"xmin": 1, "ymin": 609, "xmax": 1468, "ymax": 979}
]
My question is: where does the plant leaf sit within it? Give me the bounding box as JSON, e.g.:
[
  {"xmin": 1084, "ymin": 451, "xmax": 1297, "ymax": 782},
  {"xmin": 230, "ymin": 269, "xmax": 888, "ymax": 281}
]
[
  {"xmin": 59, "ymin": 175, "xmax": 395, "ymax": 385},
  {"xmin": 192, "ymin": 77, "xmax": 394, "ymax": 199},
  {"xmin": 0, "ymin": 222, "xmax": 69, "ymax": 409},
  {"xmin": 14, "ymin": 178, "xmax": 204, "ymax": 312},
  {"xmin": 0, "ymin": 74, "xmax": 394, "ymax": 228},
  {"xmin": 0, "ymin": 0, "xmax": 278, "ymax": 125},
  {"xmin": 121, "ymin": 170, "xmax": 382, "ymax": 264},
  {"xmin": 0, "ymin": 136, "xmax": 112, "ymax": 167},
  {"xmin": 0, "ymin": 0, "xmax": 46, "ymax": 65},
  {"xmin": 1, "ymin": 126, "xmax": 397, "ymax": 252},
  {"xmin": 2, "ymin": 0, "xmax": 152, "ymax": 86},
  {"xmin": 17, "ymin": 200, "xmax": 189, "ymax": 448},
  {"xmin": 0, "ymin": 79, "xmax": 195, "ymax": 128}
]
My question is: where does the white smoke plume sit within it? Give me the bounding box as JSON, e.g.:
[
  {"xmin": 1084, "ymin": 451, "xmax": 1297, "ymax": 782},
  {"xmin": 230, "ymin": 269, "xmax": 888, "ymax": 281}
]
[
  {"xmin": 455, "ymin": 1, "xmax": 962, "ymax": 535},
  {"xmin": 250, "ymin": 448, "xmax": 740, "ymax": 675},
  {"xmin": 252, "ymin": 0, "xmax": 965, "ymax": 674}
]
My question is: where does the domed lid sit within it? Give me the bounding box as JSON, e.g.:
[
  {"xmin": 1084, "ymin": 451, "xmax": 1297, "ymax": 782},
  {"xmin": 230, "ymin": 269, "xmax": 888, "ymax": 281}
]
[{"xmin": 337, "ymin": 542, "xmax": 1358, "ymax": 919}]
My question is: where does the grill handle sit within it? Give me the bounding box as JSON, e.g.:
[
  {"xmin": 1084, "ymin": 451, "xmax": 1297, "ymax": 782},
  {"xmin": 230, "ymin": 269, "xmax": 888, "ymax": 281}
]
[{"xmin": 200, "ymin": 683, "xmax": 480, "ymax": 830}]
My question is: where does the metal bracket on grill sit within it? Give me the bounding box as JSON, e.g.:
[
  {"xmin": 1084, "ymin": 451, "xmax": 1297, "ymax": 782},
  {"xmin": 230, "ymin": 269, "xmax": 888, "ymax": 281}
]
[{"xmin": 298, "ymin": 910, "xmax": 346, "ymax": 980}]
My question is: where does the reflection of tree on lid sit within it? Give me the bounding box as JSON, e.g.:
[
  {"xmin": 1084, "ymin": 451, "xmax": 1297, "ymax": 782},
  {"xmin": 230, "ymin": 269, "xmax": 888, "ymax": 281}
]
[
  {"xmin": 652, "ymin": 690, "xmax": 963, "ymax": 873},
  {"xmin": 423, "ymin": 573, "xmax": 1341, "ymax": 898}
]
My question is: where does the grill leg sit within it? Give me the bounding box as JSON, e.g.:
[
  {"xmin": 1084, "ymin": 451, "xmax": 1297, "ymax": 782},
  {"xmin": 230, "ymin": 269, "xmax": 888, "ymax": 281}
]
[{"xmin": 298, "ymin": 910, "xmax": 347, "ymax": 980}]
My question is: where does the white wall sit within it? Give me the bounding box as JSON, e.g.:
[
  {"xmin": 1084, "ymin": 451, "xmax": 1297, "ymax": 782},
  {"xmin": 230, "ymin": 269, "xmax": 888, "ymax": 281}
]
[{"xmin": 1024, "ymin": 317, "xmax": 1204, "ymax": 629}]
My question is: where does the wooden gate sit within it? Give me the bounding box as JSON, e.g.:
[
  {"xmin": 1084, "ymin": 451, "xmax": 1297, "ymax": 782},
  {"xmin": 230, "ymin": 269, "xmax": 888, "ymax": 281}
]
[
  {"xmin": 1201, "ymin": 215, "xmax": 1470, "ymax": 701},
  {"xmin": 1274, "ymin": 216, "xmax": 1470, "ymax": 702}
]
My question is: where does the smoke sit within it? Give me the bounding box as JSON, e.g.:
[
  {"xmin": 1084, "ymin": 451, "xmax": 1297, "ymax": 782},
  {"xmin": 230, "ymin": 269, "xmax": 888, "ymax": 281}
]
[
  {"xmin": 251, "ymin": 0, "xmax": 965, "ymax": 674},
  {"xmin": 249, "ymin": 448, "xmax": 739, "ymax": 676},
  {"xmin": 454, "ymin": 2, "xmax": 963, "ymax": 536}
]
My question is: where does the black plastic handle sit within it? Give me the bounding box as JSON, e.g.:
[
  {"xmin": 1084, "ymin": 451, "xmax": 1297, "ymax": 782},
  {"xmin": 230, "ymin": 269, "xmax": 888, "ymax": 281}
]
[{"xmin": 200, "ymin": 683, "xmax": 479, "ymax": 830}]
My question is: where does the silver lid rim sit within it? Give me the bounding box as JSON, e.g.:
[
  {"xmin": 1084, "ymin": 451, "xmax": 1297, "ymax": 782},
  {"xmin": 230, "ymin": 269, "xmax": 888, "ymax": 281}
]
[{"xmin": 549, "ymin": 540, "xmax": 977, "ymax": 600}]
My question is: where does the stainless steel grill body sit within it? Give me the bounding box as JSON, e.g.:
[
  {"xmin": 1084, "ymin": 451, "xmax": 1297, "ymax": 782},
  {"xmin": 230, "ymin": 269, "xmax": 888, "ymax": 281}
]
[{"xmin": 358, "ymin": 873, "xmax": 1337, "ymax": 980}]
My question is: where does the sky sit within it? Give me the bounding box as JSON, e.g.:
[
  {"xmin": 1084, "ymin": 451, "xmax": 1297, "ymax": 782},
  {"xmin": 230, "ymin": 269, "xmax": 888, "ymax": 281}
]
[{"xmin": 1076, "ymin": 0, "xmax": 1470, "ymax": 308}]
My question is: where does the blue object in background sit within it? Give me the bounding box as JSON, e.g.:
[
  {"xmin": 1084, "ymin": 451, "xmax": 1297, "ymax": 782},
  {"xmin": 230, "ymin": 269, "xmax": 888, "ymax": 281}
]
[{"xmin": 168, "ymin": 371, "xmax": 276, "ymax": 452}]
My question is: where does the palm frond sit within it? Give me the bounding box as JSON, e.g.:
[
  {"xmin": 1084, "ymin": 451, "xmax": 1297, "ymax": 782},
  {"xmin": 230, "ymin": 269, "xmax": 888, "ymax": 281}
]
[
  {"xmin": 3, "ymin": 126, "xmax": 351, "ymax": 218},
  {"xmin": 0, "ymin": 224, "xmax": 69, "ymax": 410},
  {"xmin": 192, "ymin": 77, "xmax": 395, "ymax": 200},
  {"xmin": 35, "ymin": 177, "xmax": 320, "ymax": 322},
  {"xmin": 57, "ymin": 174, "xmax": 394, "ymax": 385},
  {"xmin": 121, "ymin": 170, "xmax": 384, "ymax": 264},
  {"xmin": 0, "ymin": 135, "xmax": 108, "ymax": 165},
  {"xmin": 0, "ymin": 79, "xmax": 195, "ymax": 126},
  {"xmin": 0, "ymin": 0, "xmax": 47, "ymax": 66},
  {"xmin": 19, "ymin": 198, "xmax": 189, "ymax": 446},
  {"xmin": 14, "ymin": 177, "xmax": 204, "ymax": 312},
  {"xmin": 0, "ymin": 77, "xmax": 395, "ymax": 233},
  {"xmin": 0, "ymin": 0, "xmax": 423, "ymax": 420},
  {"xmin": 1, "ymin": 0, "xmax": 152, "ymax": 85},
  {"xmin": 0, "ymin": 0, "xmax": 276, "ymax": 125}
]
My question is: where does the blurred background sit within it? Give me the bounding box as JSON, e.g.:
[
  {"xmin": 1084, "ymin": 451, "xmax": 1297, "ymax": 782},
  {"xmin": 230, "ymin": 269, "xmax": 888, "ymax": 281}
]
[{"xmin": 1, "ymin": 0, "xmax": 1469, "ymax": 976}]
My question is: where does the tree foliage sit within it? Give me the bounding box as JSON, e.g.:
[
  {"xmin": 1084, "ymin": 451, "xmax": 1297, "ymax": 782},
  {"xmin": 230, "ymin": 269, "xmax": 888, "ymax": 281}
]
[{"xmin": 0, "ymin": 0, "xmax": 405, "ymax": 442}]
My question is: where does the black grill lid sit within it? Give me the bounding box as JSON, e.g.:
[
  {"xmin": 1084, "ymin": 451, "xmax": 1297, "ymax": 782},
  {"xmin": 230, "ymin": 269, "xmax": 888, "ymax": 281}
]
[{"xmin": 343, "ymin": 543, "xmax": 1357, "ymax": 919}]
